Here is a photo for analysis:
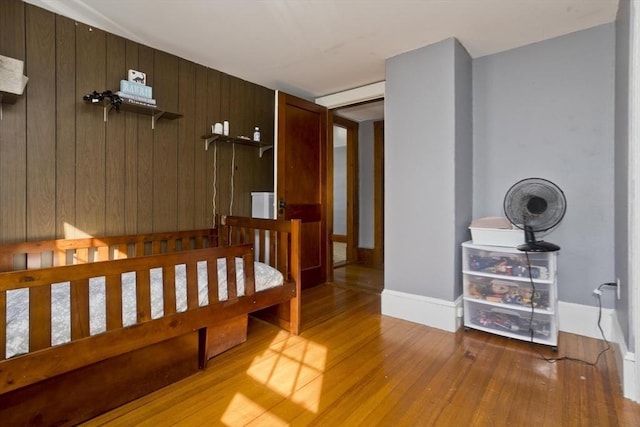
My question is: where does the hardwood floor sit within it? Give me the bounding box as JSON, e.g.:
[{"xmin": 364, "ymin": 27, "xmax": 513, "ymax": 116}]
[{"xmin": 84, "ymin": 265, "xmax": 640, "ymax": 426}]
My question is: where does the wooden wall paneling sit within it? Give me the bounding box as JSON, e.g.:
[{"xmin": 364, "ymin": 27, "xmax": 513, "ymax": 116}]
[
  {"xmin": 227, "ymin": 75, "xmax": 252, "ymax": 217},
  {"xmin": 136, "ymin": 45, "xmax": 154, "ymax": 233},
  {"xmin": 0, "ymin": 0, "xmax": 27, "ymax": 243},
  {"xmin": 0, "ymin": 1, "xmax": 276, "ymax": 242},
  {"xmin": 256, "ymin": 85, "xmax": 275, "ymax": 190},
  {"xmin": 104, "ymin": 33, "xmax": 126, "ymax": 236},
  {"xmin": 257, "ymin": 86, "xmax": 275, "ymax": 147},
  {"xmin": 177, "ymin": 59, "xmax": 196, "ymax": 230},
  {"xmin": 233, "ymin": 78, "xmax": 251, "ymax": 217},
  {"xmin": 55, "ymin": 16, "xmax": 77, "ymax": 239},
  {"xmin": 193, "ymin": 65, "xmax": 210, "ymax": 228},
  {"xmin": 217, "ymin": 73, "xmax": 232, "ymax": 217},
  {"xmin": 25, "ymin": 5, "xmax": 56, "ymax": 240},
  {"xmin": 75, "ymin": 23, "xmax": 106, "ymax": 237},
  {"xmin": 205, "ymin": 68, "xmax": 222, "ymax": 226},
  {"xmin": 239, "ymin": 81, "xmax": 259, "ymax": 216},
  {"xmin": 151, "ymin": 51, "xmax": 179, "ymax": 232},
  {"xmin": 124, "ymin": 40, "xmax": 139, "ymax": 234}
]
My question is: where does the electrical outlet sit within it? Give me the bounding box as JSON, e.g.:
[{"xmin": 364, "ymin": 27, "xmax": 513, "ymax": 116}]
[{"xmin": 617, "ymin": 277, "xmax": 621, "ymax": 300}]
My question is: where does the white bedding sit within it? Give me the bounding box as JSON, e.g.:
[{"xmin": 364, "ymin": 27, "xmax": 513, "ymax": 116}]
[{"xmin": 5, "ymin": 258, "xmax": 283, "ymax": 359}]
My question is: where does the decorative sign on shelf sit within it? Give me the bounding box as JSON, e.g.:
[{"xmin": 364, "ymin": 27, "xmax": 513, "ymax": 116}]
[{"xmin": 0, "ymin": 54, "xmax": 28, "ymax": 96}]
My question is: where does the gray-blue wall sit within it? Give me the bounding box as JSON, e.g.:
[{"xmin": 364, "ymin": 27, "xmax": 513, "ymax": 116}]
[
  {"xmin": 473, "ymin": 23, "xmax": 616, "ymax": 307},
  {"xmin": 385, "ymin": 38, "xmax": 472, "ymax": 301},
  {"xmin": 615, "ymin": 0, "xmax": 631, "ymax": 347},
  {"xmin": 359, "ymin": 120, "xmax": 375, "ymax": 249}
]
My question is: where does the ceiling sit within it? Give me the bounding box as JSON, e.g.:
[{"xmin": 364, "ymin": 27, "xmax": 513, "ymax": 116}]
[{"xmin": 25, "ymin": 0, "xmax": 618, "ymax": 111}]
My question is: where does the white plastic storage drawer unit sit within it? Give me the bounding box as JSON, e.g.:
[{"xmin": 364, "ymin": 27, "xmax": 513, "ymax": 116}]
[{"xmin": 461, "ymin": 241, "xmax": 559, "ymax": 348}]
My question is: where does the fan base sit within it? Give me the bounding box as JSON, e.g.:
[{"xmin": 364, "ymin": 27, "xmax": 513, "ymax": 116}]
[{"xmin": 517, "ymin": 241, "xmax": 560, "ymax": 252}]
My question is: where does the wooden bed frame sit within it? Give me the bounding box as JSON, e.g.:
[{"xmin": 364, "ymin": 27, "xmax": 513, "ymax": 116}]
[{"xmin": 0, "ymin": 216, "xmax": 301, "ymax": 426}]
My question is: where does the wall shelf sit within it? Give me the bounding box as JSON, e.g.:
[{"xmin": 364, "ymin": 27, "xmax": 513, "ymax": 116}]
[
  {"xmin": 201, "ymin": 133, "xmax": 273, "ymax": 157},
  {"xmin": 84, "ymin": 97, "xmax": 182, "ymax": 129}
]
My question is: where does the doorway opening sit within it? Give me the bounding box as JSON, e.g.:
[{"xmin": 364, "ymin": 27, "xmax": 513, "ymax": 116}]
[
  {"xmin": 330, "ymin": 99, "xmax": 384, "ymax": 274},
  {"xmin": 330, "ymin": 116, "xmax": 357, "ymax": 267}
]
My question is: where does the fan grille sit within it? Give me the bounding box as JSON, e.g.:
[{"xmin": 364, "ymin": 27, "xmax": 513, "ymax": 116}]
[{"xmin": 504, "ymin": 178, "xmax": 566, "ymax": 232}]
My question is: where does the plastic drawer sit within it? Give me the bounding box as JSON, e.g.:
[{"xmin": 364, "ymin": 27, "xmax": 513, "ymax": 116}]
[
  {"xmin": 462, "ymin": 244, "xmax": 554, "ymax": 282},
  {"xmin": 464, "ymin": 299, "xmax": 557, "ymax": 345},
  {"xmin": 463, "ymin": 274, "xmax": 553, "ymax": 312}
]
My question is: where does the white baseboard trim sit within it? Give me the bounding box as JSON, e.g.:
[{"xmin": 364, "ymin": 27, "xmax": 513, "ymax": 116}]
[
  {"xmin": 381, "ymin": 289, "xmax": 463, "ymax": 333},
  {"xmin": 557, "ymin": 300, "xmax": 616, "ymax": 339},
  {"xmin": 544, "ymin": 301, "xmax": 637, "ymax": 402}
]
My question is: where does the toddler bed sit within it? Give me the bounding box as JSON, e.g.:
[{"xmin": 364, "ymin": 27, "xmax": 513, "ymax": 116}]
[{"xmin": 0, "ymin": 216, "xmax": 301, "ymax": 426}]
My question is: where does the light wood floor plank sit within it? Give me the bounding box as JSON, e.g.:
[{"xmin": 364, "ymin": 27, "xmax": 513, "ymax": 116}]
[{"xmin": 83, "ymin": 265, "xmax": 640, "ymax": 426}]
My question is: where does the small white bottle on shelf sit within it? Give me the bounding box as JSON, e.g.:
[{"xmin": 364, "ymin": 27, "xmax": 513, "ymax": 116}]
[{"xmin": 253, "ymin": 126, "xmax": 260, "ymax": 142}]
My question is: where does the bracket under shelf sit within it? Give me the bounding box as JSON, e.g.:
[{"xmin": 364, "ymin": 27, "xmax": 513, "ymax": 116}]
[
  {"xmin": 88, "ymin": 96, "xmax": 182, "ymax": 129},
  {"xmin": 202, "ymin": 133, "xmax": 273, "ymax": 157}
]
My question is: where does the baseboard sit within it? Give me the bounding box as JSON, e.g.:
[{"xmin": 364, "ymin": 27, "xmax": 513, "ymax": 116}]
[
  {"xmin": 560, "ymin": 302, "xmax": 635, "ymax": 399},
  {"xmin": 557, "ymin": 301, "xmax": 616, "ymax": 339},
  {"xmin": 607, "ymin": 309, "xmax": 638, "ymax": 402},
  {"xmin": 357, "ymin": 248, "xmax": 375, "ymax": 266},
  {"xmin": 381, "ymin": 289, "xmax": 463, "ymax": 333}
]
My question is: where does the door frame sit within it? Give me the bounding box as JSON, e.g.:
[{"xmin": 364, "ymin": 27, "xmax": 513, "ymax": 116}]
[
  {"xmin": 373, "ymin": 119, "xmax": 384, "ymax": 266},
  {"xmin": 329, "ymin": 113, "xmax": 359, "ymax": 270}
]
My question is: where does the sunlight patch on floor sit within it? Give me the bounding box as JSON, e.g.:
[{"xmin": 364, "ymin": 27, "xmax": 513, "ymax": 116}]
[
  {"xmin": 222, "ymin": 393, "xmax": 288, "ymax": 427},
  {"xmin": 246, "ymin": 336, "xmax": 327, "ymax": 413}
]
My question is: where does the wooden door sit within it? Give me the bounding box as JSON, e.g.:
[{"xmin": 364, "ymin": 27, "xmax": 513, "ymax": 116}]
[{"xmin": 276, "ymin": 92, "xmax": 327, "ymax": 288}]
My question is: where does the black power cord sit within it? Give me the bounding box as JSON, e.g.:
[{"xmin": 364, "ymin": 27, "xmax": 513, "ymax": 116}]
[{"xmin": 524, "ymin": 251, "xmax": 611, "ymax": 366}]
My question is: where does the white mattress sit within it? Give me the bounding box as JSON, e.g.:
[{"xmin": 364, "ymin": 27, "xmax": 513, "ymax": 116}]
[{"xmin": 5, "ymin": 258, "xmax": 283, "ymax": 359}]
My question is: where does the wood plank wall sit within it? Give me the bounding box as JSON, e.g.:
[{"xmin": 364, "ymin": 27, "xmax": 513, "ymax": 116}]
[{"xmin": 0, "ymin": 0, "xmax": 275, "ymax": 243}]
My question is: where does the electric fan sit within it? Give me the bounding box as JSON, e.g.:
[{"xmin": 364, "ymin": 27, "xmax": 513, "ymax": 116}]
[{"xmin": 503, "ymin": 178, "xmax": 566, "ymax": 252}]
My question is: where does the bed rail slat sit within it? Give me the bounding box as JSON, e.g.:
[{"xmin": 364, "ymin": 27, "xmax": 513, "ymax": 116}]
[
  {"xmin": 29, "ymin": 286, "xmax": 52, "ymax": 351},
  {"xmin": 135, "ymin": 241, "xmax": 144, "ymax": 257},
  {"xmin": 70, "ymin": 279, "xmax": 90, "ymax": 339},
  {"xmin": 105, "ymin": 274, "xmax": 123, "ymax": 330},
  {"xmin": 136, "ymin": 269, "xmax": 152, "ymax": 323},
  {"xmin": 75, "ymin": 247, "xmax": 90, "ymax": 265},
  {"xmin": 163, "ymin": 265, "xmax": 177, "ymax": 315},
  {"xmin": 243, "ymin": 253, "xmax": 255, "ymax": 296},
  {"xmin": 268, "ymin": 229, "xmax": 276, "ymax": 268},
  {"xmin": 185, "ymin": 261, "xmax": 199, "ymax": 310},
  {"xmin": 96, "ymin": 245, "xmax": 109, "ymax": 262},
  {"xmin": 115, "ymin": 243, "xmax": 128, "ymax": 260},
  {"xmin": 207, "ymin": 259, "xmax": 219, "ymax": 305},
  {"xmin": 226, "ymin": 257, "xmax": 237, "ymax": 300},
  {"xmin": 54, "ymin": 248, "xmax": 67, "ymax": 267},
  {"xmin": 0, "ymin": 253, "xmax": 12, "ymax": 272},
  {"xmin": 166, "ymin": 238, "xmax": 176, "ymax": 253},
  {"xmin": 277, "ymin": 231, "xmax": 288, "ymax": 277}
]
